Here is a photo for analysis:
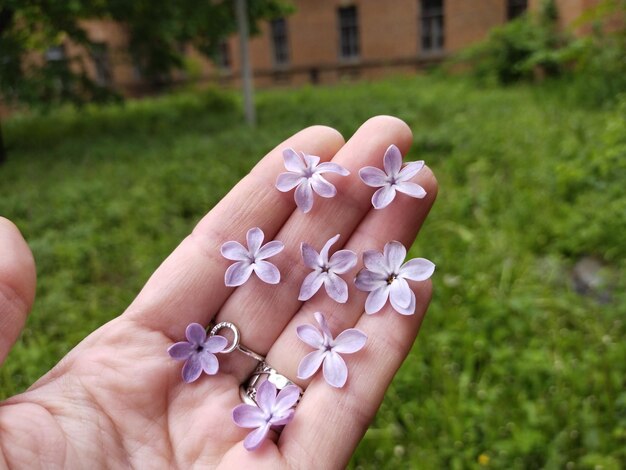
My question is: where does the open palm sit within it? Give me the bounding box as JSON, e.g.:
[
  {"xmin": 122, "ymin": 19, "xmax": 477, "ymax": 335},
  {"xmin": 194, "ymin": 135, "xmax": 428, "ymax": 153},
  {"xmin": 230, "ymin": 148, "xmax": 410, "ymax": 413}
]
[{"xmin": 0, "ymin": 116, "xmax": 437, "ymax": 468}]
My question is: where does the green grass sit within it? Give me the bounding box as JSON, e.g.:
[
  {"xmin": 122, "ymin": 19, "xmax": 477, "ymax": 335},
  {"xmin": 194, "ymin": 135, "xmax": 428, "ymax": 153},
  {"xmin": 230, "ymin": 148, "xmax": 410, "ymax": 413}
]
[{"xmin": 1, "ymin": 76, "xmax": 625, "ymax": 468}]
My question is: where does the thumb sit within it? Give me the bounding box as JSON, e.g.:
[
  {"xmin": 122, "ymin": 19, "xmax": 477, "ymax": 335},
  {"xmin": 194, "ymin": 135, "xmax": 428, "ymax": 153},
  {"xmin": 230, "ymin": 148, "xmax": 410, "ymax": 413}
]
[{"xmin": 0, "ymin": 217, "xmax": 36, "ymax": 365}]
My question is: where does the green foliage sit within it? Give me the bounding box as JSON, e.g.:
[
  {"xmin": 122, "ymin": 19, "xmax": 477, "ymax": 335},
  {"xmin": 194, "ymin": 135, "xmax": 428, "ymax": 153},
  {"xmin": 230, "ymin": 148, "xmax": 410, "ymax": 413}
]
[
  {"xmin": 0, "ymin": 0, "xmax": 292, "ymax": 108},
  {"xmin": 455, "ymin": 1, "xmax": 568, "ymax": 85},
  {"xmin": 455, "ymin": 0, "xmax": 626, "ymax": 107},
  {"xmin": 1, "ymin": 76, "xmax": 625, "ymax": 467}
]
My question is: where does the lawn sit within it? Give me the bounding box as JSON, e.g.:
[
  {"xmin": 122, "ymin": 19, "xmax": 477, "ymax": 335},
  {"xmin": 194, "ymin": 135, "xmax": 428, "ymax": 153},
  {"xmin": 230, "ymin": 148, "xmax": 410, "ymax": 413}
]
[{"xmin": 1, "ymin": 75, "xmax": 625, "ymax": 468}]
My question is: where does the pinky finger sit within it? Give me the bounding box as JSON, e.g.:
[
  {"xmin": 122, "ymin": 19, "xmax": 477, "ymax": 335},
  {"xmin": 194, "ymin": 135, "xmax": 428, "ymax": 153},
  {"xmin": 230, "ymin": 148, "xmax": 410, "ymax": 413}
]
[{"xmin": 278, "ymin": 281, "xmax": 432, "ymax": 468}]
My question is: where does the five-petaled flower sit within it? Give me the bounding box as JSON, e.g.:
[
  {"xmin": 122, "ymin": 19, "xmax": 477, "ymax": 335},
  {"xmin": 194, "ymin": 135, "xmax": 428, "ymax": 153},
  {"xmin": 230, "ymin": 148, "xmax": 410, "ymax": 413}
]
[
  {"xmin": 297, "ymin": 312, "xmax": 367, "ymax": 388},
  {"xmin": 275, "ymin": 148, "xmax": 350, "ymax": 213},
  {"xmin": 354, "ymin": 241, "xmax": 435, "ymax": 315},
  {"xmin": 299, "ymin": 234, "xmax": 357, "ymax": 303},
  {"xmin": 359, "ymin": 144, "xmax": 427, "ymax": 209},
  {"xmin": 167, "ymin": 323, "xmax": 228, "ymax": 383},
  {"xmin": 232, "ymin": 380, "xmax": 300, "ymax": 451},
  {"xmin": 221, "ymin": 227, "xmax": 284, "ymax": 286}
]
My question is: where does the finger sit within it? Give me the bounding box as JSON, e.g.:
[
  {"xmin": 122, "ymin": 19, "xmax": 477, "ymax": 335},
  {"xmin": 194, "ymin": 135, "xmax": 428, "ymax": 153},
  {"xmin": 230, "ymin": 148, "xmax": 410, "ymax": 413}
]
[
  {"xmin": 125, "ymin": 126, "xmax": 345, "ymax": 338},
  {"xmin": 263, "ymin": 165, "xmax": 437, "ymax": 387},
  {"xmin": 0, "ymin": 217, "xmax": 36, "ymax": 365},
  {"xmin": 212, "ymin": 116, "xmax": 414, "ymax": 377},
  {"xmin": 279, "ymin": 280, "xmax": 432, "ymax": 468}
]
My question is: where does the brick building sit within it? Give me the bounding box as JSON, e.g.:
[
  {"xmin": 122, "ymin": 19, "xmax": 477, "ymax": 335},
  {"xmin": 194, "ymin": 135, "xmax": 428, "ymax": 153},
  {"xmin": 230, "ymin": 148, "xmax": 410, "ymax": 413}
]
[{"xmin": 30, "ymin": 0, "xmax": 616, "ymax": 94}]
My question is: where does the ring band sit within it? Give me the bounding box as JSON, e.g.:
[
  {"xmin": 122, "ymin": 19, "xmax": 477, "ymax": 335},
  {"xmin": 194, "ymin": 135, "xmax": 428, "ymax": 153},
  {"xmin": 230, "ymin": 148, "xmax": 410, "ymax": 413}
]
[
  {"xmin": 240, "ymin": 361, "xmax": 303, "ymax": 406},
  {"xmin": 210, "ymin": 321, "xmax": 266, "ymax": 362}
]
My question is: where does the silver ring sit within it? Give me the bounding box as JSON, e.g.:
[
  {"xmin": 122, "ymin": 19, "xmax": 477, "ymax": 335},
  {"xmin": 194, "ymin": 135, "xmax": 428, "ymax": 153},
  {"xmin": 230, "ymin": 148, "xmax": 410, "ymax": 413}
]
[
  {"xmin": 240, "ymin": 361, "xmax": 303, "ymax": 406},
  {"xmin": 209, "ymin": 322, "xmax": 265, "ymax": 361}
]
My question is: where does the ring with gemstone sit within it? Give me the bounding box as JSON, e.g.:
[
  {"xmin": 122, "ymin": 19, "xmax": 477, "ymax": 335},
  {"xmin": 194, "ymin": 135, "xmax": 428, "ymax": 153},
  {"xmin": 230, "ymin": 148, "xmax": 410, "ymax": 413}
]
[{"xmin": 240, "ymin": 361, "xmax": 303, "ymax": 406}]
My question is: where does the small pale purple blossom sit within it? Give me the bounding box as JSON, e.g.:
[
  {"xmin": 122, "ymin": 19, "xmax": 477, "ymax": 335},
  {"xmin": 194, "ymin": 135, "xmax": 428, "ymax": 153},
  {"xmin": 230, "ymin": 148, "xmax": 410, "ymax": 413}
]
[
  {"xmin": 275, "ymin": 148, "xmax": 350, "ymax": 213},
  {"xmin": 299, "ymin": 234, "xmax": 357, "ymax": 303},
  {"xmin": 221, "ymin": 227, "xmax": 284, "ymax": 286},
  {"xmin": 297, "ymin": 312, "xmax": 367, "ymax": 388},
  {"xmin": 232, "ymin": 380, "xmax": 300, "ymax": 451},
  {"xmin": 167, "ymin": 323, "xmax": 228, "ymax": 383},
  {"xmin": 354, "ymin": 241, "xmax": 435, "ymax": 315},
  {"xmin": 359, "ymin": 144, "xmax": 427, "ymax": 209}
]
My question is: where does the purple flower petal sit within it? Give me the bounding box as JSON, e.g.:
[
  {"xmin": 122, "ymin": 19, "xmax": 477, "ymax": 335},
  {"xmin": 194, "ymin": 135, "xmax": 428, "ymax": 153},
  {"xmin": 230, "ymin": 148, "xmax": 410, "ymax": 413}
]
[
  {"xmin": 283, "ymin": 148, "xmax": 305, "ymax": 172},
  {"xmin": 365, "ymin": 284, "xmax": 390, "ymax": 314},
  {"xmin": 322, "ymin": 351, "xmax": 348, "ymax": 388},
  {"xmin": 303, "ymin": 153, "xmax": 320, "ymax": 168},
  {"xmin": 384, "ymin": 241, "xmax": 407, "ymax": 273},
  {"xmin": 316, "ymin": 162, "xmax": 350, "ymax": 175},
  {"xmin": 362, "ymin": 250, "xmax": 388, "ymax": 274},
  {"xmin": 397, "ymin": 160, "xmax": 425, "ymax": 181},
  {"xmin": 199, "ymin": 351, "xmax": 219, "ymax": 375},
  {"xmin": 390, "ymin": 277, "xmax": 412, "ymax": 309},
  {"xmin": 270, "ymin": 409, "xmax": 295, "ymax": 426},
  {"xmin": 186, "ymin": 323, "xmax": 207, "ymax": 345},
  {"xmin": 400, "ymin": 258, "xmax": 436, "ymax": 281},
  {"xmin": 274, "ymin": 384, "xmax": 301, "ymax": 413},
  {"xmin": 324, "ymin": 272, "xmax": 349, "ymax": 303},
  {"xmin": 358, "ymin": 166, "xmax": 387, "ymax": 187},
  {"xmin": 225, "ymin": 261, "xmax": 254, "ymax": 287},
  {"xmin": 320, "ymin": 234, "xmax": 340, "ymax": 263},
  {"xmin": 204, "ymin": 335, "xmax": 228, "ymax": 353},
  {"xmin": 298, "ymin": 270, "xmax": 325, "ymax": 301},
  {"xmin": 243, "ymin": 423, "xmax": 271, "ymax": 451},
  {"xmin": 391, "ymin": 288, "xmax": 416, "ymax": 315},
  {"xmin": 297, "ymin": 350, "xmax": 326, "ymax": 379},
  {"xmin": 301, "ymin": 242, "xmax": 322, "ymax": 269},
  {"xmin": 167, "ymin": 342, "xmax": 194, "ymax": 360},
  {"xmin": 246, "ymin": 227, "xmax": 264, "ymax": 255},
  {"xmin": 253, "ymin": 260, "xmax": 281, "ymax": 284},
  {"xmin": 372, "ymin": 185, "xmax": 397, "ymax": 209},
  {"xmin": 276, "ymin": 172, "xmax": 304, "ymax": 192},
  {"xmin": 295, "ymin": 180, "xmax": 314, "ymax": 213},
  {"xmin": 310, "ymin": 174, "xmax": 337, "ymax": 198},
  {"xmin": 182, "ymin": 355, "xmax": 203, "ymax": 383},
  {"xmin": 296, "ymin": 324, "xmax": 324, "ymax": 348},
  {"xmin": 255, "ymin": 380, "xmax": 277, "ymax": 413},
  {"xmin": 256, "ymin": 240, "xmax": 284, "ymax": 260},
  {"xmin": 332, "ymin": 329, "xmax": 367, "ymax": 354},
  {"xmin": 383, "ymin": 144, "xmax": 403, "ymax": 176},
  {"xmin": 232, "ymin": 404, "xmax": 267, "ymax": 428},
  {"xmin": 354, "ymin": 269, "xmax": 387, "ymax": 292},
  {"xmin": 395, "ymin": 181, "xmax": 427, "ymax": 199},
  {"xmin": 328, "ymin": 249, "xmax": 357, "ymax": 274},
  {"xmin": 314, "ymin": 312, "xmax": 333, "ymax": 340},
  {"xmin": 220, "ymin": 241, "xmax": 249, "ymax": 261}
]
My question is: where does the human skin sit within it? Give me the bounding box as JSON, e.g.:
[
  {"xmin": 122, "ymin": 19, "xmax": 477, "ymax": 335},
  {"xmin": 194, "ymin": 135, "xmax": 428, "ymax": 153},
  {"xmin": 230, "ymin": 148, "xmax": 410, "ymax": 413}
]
[{"xmin": 0, "ymin": 116, "xmax": 437, "ymax": 469}]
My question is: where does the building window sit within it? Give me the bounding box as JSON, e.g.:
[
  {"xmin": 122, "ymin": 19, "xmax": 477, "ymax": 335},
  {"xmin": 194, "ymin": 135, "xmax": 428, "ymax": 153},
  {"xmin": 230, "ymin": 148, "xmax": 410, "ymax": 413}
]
[
  {"xmin": 270, "ymin": 18, "xmax": 289, "ymax": 66},
  {"xmin": 217, "ymin": 40, "xmax": 231, "ymax": 69},
  {"xmin": 507, "ymin": 0, "xmax": 528, "ymax": 20},
  {"xmin": 91, "ymin": 43, "xmax": 112, "ymax": 87},
  {"xmin": 44, "ymin": 45, "xmax": 66, "ymax": 62},
  {"xmin": 338, "ymin": 6, "xmax": 359, "ymax": 60},
  {"xmin": 420, "ymin": 0, "xmax": 444, "ymax": 53}
]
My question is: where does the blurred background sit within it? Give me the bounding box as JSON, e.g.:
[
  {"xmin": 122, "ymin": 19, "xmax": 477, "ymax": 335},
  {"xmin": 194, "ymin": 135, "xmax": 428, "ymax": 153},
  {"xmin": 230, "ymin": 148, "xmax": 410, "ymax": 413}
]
[{"xmin": 0, "ymin": 0, "xmax": 625, "ymax": 468}]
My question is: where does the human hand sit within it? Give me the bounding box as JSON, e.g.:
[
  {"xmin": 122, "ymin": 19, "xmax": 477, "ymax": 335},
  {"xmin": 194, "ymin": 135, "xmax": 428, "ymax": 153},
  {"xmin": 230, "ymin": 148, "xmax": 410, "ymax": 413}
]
[{"xmin": 0, "ymin": 116, "xmax": 437, "ymax": 468}]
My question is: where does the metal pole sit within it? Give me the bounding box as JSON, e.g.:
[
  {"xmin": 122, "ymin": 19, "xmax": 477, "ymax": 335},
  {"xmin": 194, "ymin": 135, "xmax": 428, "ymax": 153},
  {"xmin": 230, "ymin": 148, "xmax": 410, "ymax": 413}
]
[{"xmin": 235, "ymin": 0, "xmax": 256, "ymax": 126}]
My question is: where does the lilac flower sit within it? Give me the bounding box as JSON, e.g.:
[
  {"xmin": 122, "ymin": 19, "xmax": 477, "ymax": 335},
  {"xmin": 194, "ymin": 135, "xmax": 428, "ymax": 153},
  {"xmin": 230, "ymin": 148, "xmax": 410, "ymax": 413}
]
[
  {"xmin": 221, "ymin": 227, "xmax": 284, "ymax": 286},
  {"xmin": 275, "ymin": 148, "xmax": 350, "ymax": 213},
  {"xmin": 167, "ymin": 323, "xmax": 228, "ymax": 383},
  {"xmin": 359, "ymin": 144, "xmax": 427, "ymax": 209},
  {"xmin": 232, "ymin": 380, "xmax": 300, "ymax": 451},
  {"xmin": 299, "ymin": 234, "xmax": 357, "ymax": 303},
  {"xmin": 297, "ymin": 312, "xmax": 367, "ymax": 388},
  {"xmin": 354, "ymin": 241, "xmax": 435, "ymax": 315}
]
